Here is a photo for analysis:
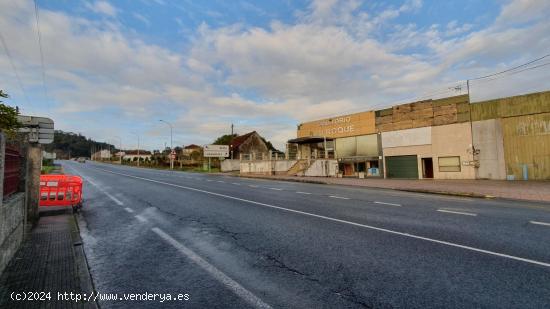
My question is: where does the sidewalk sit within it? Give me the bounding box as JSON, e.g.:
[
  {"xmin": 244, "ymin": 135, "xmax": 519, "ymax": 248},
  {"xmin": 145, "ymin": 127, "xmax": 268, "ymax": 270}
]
[
  {"xmin": 0, "ymin": 211, "xmax": 97, "ymax": 308},
  {"xmin": 237, "ymin": 174, "xmax": 550, "ymax": 203}
]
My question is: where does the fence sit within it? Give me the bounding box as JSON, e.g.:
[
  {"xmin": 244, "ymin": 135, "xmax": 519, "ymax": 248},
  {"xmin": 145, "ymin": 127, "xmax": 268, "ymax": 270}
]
[{"xmin": 3, "ymin": 145, "xmax": 22, "ymax": 198}]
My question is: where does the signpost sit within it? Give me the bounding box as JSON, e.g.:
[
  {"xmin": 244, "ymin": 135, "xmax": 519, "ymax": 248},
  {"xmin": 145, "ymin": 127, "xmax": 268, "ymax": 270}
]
[
  {"xmin": 17, "ymin": 115, "xmax": 54, "ymax": 144},
  {"xmin": 203, "ymin": 145, "xmax": 229, "ymax": 172}
]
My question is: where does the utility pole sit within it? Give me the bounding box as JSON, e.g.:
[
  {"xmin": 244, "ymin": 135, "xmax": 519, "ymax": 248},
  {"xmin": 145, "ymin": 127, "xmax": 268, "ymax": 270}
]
[
  {"xmin": 230, "ymin": 123, "xmax": 234, "ymax": 160},
  {"xmin": 114, "ymin": 135, "xmax": 122, "ymax": 164},
  {"xmin": 159, "ymin": 120, "xmax": 174, "ymax": 169},
  {"xmin": 132, "ymin": 133, "xmax": 140, "ymax": 167}
]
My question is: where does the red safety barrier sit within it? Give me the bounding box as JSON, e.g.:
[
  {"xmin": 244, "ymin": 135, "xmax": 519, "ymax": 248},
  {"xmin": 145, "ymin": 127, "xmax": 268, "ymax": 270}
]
[{"xmin": 39, "ymin": 174, "xmax": 83, "ymax": 209}]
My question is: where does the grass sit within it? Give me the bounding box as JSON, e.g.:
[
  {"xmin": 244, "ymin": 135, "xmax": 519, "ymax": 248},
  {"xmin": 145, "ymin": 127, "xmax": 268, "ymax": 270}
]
[{"xmin": 41, "ymin": 165, "xmax": 56, "ymax": 174}]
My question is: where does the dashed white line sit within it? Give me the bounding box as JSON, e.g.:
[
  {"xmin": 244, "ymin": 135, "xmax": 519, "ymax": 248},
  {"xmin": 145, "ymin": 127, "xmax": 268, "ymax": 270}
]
[
  {"xmin": 232, "ymin": 183, "xmax": 241, "ymax": 186},
  {"xmin": 207, "ymin": 180, "xmax": 214, "ymax": 182},
  {"xmin": 217, "ymin": 180, "xmax": 225, "ymax": 183},
  {"xmin": 374, "ymin": 201, "xmax": 402, "ymax": 207},
  {"xmin": 248, "ymin": 185, "xmax": 259, "ymax": 188},
  {"xmin": 135, "ymin": 215, "xmax": 148, "ymax": 222},
  {"xmin": 152, "ymin": 227, "xmax": 272, "ymax": 309},
  {"xmin": 530, "ymin": 221, "xmax": 550, "ymax": 227},
  {"xmin": 296, "ymin": 191, "xmax": 312, "ymax": 195},
  {"xmin": 124, "ymin": 207, "xmax": 134, "ymax": 213},
  {"xmin": 92, "ymin": 167, "xmax": 550, "ymax": 268},
  {"xmin": 269, "ymin": 188, "xmax": 283, "ymax": 191},
  {"xmin": 437, "ymin": 209, "xmax": 477, "ymax": 216},
  {"xmin": 329, "ymin": 195, "xmax": 349, "ymax": 200}
]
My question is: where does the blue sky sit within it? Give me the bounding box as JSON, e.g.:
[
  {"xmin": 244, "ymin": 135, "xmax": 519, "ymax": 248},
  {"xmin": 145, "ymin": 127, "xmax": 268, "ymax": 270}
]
[{"xmin": 1, "ymin": 0, "xmax": 549, "ymax": 150}]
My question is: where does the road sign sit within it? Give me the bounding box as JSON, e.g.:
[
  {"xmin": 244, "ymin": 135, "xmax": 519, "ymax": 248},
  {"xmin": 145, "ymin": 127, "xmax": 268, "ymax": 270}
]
[
  {"xmin": 170, "ymin": 153, "xmax": 176, "ymax": 159},
  {"xmin": 204, "ymin": 145, "xmax": 229, "ymax": 157},
  {"xmin": 17, "ymin": 115, "xmax": 54, "ymax": 144}
]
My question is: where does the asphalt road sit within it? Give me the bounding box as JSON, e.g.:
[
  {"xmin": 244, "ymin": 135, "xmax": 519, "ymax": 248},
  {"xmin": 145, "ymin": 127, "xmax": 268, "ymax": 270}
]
[{"xmin": 61, "ymin": 161, "xmax": 550, "ymax": 308}]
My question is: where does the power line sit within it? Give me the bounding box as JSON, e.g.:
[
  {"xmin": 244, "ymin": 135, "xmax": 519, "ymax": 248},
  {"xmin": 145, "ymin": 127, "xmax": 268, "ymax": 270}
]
[
  {"xmin": 469, "ymin": 53, "xmax": 550, "ymax": 81},
  {"xmin": 33, "ymin": 0, "xmax": 48, "ymax": 100},
  {"xmin": 0, "ymin": 32, "xmax": 31, "ymax": 105}
]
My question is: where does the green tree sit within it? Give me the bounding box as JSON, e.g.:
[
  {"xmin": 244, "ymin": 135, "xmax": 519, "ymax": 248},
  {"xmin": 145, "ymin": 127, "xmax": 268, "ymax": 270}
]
[
  {"xmin": 213, "ymin": 134, "xmax": 237, "ymax": 145},
  {"xmin": 0, "ymin": 90, "xmax": 21, "ymax": 137}
]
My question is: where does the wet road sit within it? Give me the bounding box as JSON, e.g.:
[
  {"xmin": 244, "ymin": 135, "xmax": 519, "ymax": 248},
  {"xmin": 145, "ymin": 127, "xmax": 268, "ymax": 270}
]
[{"xmin": 61, "ymin": 160, "xmax": 550, "ymax": 308}]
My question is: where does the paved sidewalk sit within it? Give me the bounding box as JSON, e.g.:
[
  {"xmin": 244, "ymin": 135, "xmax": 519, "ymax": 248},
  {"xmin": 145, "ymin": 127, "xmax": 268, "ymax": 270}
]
[
  {"xmin": 0, "ymin": 211, "xmax": 96, "ymax": 308},
  {"xmin": 237, "ymin": 174, "xmax": 550, "ymax": 203}
]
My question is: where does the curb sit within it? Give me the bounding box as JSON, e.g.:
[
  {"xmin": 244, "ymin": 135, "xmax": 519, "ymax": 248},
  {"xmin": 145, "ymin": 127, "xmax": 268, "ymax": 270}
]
[
  {"xmin": 72, "ymin": 214, "xmax": 99, "ymax": 309},
  {"xmin": 235, "ymin": 174, "xmax": 497, "ymax": 199}
]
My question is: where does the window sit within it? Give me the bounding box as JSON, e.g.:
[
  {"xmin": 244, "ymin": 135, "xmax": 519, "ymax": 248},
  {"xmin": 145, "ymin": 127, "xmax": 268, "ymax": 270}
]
[{"xmin": 438, "ymin": 156, "xmax": 461, "ymax": 172}]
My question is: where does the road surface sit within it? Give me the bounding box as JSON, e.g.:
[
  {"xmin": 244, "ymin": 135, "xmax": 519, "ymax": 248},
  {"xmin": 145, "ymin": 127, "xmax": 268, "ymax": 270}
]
[{"xmin": 61, "ymin": 161, "xmax": 550, "ymax": 308}]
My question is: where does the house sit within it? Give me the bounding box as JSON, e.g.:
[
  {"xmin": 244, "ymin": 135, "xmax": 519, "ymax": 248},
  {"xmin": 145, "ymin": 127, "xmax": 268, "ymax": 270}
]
[
  {"xmin": 183, "ymin": 144, "xmax": 202, "ymax": 156},
  {"xmin": 92, "ymin": 149, "xmax": 111, "ymax": 160},
  {"xmin": 122, "ymin": 150, "xmax": 152, "ymax": 161},
  {"xmin": 229, "ymin": 131, "xmax": 270, "ymax": 159}
]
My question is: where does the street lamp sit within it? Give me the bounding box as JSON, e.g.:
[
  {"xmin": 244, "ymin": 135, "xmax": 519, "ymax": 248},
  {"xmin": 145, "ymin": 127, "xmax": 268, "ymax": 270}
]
[
  {"xmin": 113, "ymin": 135, "xmax": 123, "ymax": 164},
  {"xmin": 159, "ymin": 120, "xmax": 174, "ymax": 169},
  {"xmin": 131, "ymin": 132, "xmax": 140, "ymax": 167}
]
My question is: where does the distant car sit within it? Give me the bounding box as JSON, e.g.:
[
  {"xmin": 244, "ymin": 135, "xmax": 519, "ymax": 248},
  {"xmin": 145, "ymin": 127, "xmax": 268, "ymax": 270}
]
[{"xmin": 77, "ymin": 157, "xmax": 86, "ymax": 163}]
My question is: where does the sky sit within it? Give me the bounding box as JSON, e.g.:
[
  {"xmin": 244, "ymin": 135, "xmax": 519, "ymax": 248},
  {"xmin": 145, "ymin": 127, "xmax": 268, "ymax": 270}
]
[{"xmin": 1, "ymin": 0, "xmax": 549, "ymax": 151}]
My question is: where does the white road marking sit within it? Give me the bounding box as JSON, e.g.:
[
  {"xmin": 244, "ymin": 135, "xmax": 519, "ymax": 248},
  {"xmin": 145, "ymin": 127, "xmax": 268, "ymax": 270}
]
[
  {"xmin": 269, "ymin": 188, "xmax": 283, "ymax": 191},
  {"xmin": 374, "ymin": 201, "xmax": 402, "ymax": 207},
  {"xmin": 135, "ymin": 215, "xmax": 148, "ymax": 222},
  {"xmin": 93, "ymin": 167, "xmax": 550, "ymax": 268},
  {"xmin": 207, "ymin": 180, "xmax": 214, "ymax": 182},
  {"xmin": 296, "ymin": 191, "xmax": 312, "ymax": 195},
  {"xmin": 232, "ymin": 183, "xmax": 241, "ymax": 186},
  {"xmin": 329, "ymin": 195, "xmax": 349, "ymax": 200},
  {"xmin": 152, "ymin": 227, "xmax": 272, "ymax": 309},
  {"xmin": 124, "ymin": 207, "xmax": 134, "ymax": 213},
  {"xmin": 248, "ymin": 185, "xmax": 258, "ymax": 188},
  {"xmin": 68, "ymin": 168, "xmax": 124, "ymax": 206},
  {"xmin": 217, "ymin": 180, "xmax": 225, "ymax": 183},
  {"xmin": 437, "ymin": 209, "xmax": 477, "ymax": 216},
  {"xmin": 530, "ymin": 221, "xmax": 550, "ymax": 227}
]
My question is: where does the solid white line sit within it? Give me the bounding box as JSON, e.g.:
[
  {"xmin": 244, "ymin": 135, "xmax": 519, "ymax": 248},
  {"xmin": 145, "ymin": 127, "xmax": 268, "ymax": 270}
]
[
  {"xmin": 70, "ymin": 168, "xmax": 124, "ymax": 206},
  {"xmin": 124, "ymin": 207, "xmax": 134, "ymax": 213},
  {"xmin": 437, "ymin": 209, "xmax": 477, "ymax": 216},
  {"xmin": 152, "ymin": 227, "xmax": 272, "ymax": 309},
  {"xmin": 93, "ymin": 167, "xmax": 550, "ymax": 268},
  {"xmin": 329, "ymin": 195, "xmax": 349, "ymax": 200},
  {"xmin": 296, "ymin": 191, "xmax": 312, "ymax": 195},
  {"xmin": 135, "ymin": 215, "xmax": 148, "ymax": 222},
  {"xmin": 374, "ymin": 201, "xmax": 402, "ymax": 207},
  {"xmin": 530, "ymin": 221, "xmax": 550, "ymax": 227},
  {"xmin": 269, "ymin": 188, "xmax": 282, "ymax": 191}
]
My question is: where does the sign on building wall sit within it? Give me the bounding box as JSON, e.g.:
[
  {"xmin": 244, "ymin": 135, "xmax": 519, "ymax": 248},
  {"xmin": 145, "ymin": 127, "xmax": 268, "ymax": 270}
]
[
  {"xmin": 204, "ymin": 145, "xmax": 229, "ymax": 157},
  {"xmin": 297, "ymin": 111, "xmax": 376, "ymax": 139},
  {"xmin": 381, "ymin": 126, "xmax": 432, "ymax": 148}
]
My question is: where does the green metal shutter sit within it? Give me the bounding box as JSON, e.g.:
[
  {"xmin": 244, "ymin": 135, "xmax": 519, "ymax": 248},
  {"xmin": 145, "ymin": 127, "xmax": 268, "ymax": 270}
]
[{"xmin": 386, "ymin": 155, "xmax": 419, "ymax": 179}]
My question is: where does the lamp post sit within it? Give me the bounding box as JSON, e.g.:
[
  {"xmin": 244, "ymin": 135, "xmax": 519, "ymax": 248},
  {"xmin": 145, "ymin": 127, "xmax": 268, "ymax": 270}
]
[
  {"xmin": 131, "ymin": 133, "xmax": 140, "ymax": 167},
  {"xmin": 159, "ymin": 120, "xmax": 173, "ymax": 169},
  {"xmin": 114, "ymin": 135, "xmax": 122, "ymax": 164}
]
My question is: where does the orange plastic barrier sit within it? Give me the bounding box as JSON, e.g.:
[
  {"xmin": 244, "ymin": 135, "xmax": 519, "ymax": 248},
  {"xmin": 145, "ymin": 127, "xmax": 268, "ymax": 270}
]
[{"xmin": 39, "ymin": 174, "xmax": 83, "ymax": 209}]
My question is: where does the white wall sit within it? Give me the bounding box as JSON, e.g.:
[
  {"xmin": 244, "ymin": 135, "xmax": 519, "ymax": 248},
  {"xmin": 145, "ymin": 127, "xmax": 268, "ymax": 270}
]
[
  {"xmin": 240, "ymin": 160, "xmax": 297, "ymax": 174},
  {"xmin": 472, "ymin": 119, "xmax": 506, "ymax": 180},
  {"xmin": 221, "ymin": 159, "xmax": 240, "ymax": 172},
  {"xmin": 304, "ymin": 160, "xmax": 338, "ymax": 177},
  {"xmin": 382, "ymin": 127, "xmax": 431, "ymax": 148}
]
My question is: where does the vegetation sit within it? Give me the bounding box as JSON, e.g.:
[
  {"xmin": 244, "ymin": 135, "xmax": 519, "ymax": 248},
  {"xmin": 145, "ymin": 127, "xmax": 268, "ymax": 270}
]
[
  {"xmin": 44, "ymin": 130, "xmax": 114, "ymax": 159},
  {"xmin": 0, "ymin": 90, "xmax": 21, "ymax": 137},
  {"xmin": 213, "ymin": 134, "xmax": 237, "ymax": 145}
]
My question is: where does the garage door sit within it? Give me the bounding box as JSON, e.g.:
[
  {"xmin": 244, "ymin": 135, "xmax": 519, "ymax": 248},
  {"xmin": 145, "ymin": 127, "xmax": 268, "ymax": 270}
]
[{"xmin": 386, "ymin": 155, "xmax": 419, "ymax": 179}]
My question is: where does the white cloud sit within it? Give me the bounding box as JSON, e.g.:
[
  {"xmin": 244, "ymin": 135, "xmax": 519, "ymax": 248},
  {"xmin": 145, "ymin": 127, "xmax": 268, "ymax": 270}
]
[
  {"xmin": 132, "ymin": 13, "xmax": 151, "ymax": 26},
  {"xmin": 85, "ymin": 1, "xmax": 117, "ymax": 17},
  {"xmin": 1, "ymin": 0, "xmax": 549, "ymax": 150}
]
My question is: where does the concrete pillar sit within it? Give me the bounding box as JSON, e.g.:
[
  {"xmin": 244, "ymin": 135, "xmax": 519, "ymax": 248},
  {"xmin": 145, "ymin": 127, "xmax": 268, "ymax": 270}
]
[
  {"xmin": 239, "ymin": 153, "xmax": 243, "ymax": 161},
  {"xmin": 285, "ymin": 144, "xmax": 289, "ymax": 160},
  {"xmin": 25, "ymin": 144, "xmax": 42, "ymax": 225},
  {"xmin": 0, "ymin": 132, "xmax": 4, "ymax": 207},
  {"xmin": 268, "ymin": 150, "xmax": 272, "ymax": 161}
]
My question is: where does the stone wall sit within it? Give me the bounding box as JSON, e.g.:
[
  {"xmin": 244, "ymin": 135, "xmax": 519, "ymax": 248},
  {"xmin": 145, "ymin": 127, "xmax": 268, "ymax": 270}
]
[{"xmin": 0, "ymin": 193, "xmax": 25, "ymax": 275}]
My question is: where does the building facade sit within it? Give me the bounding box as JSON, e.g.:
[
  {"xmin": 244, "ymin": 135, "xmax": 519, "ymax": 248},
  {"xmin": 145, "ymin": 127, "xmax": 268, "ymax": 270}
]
[{"xmin": 291, "ymin": 90, "xmax": 550, "ymax": 180}]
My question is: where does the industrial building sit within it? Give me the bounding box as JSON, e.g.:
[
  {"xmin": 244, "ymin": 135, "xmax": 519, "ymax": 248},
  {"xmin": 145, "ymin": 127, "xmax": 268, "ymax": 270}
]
[{"xmin": 284, "ymin": 90, "xmax": 550, "ymax": 180}]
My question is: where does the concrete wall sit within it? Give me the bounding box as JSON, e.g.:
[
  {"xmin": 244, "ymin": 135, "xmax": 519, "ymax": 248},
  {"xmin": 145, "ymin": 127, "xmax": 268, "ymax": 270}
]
[
  {"xmin": 381, "ymin": 127, "xmax": 431, "ymax": 148},
  {"xmin": 0, "ymin": 193, "xmax": 25, "ymax": 275},
  {"xmin": 221, "ymin": 159, "xmax": 240, "ymax": 172},
  {"xmin": 472, "ymin": 119, "xmax": 506, "ymax": 179},
  {"xmin": 240, "ymin": 160, "xmax": 297, "ymax": 175},
  {"xmin": 382, "ymin": 122, "xmax": 475, "ymax": 179},
  {"xmin": 304, "ymin": 160, "xmax": 338, "ymax": 177}
]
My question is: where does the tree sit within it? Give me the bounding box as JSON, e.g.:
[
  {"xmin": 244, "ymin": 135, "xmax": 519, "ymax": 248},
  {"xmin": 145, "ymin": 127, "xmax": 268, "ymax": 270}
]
[
  {"xmin": 213, "ymin": 134, "xmax": 237, "ymax": 145},
  {"xmin": 0, "ymin": 90, "xmax": 21, "ymax": 137}
]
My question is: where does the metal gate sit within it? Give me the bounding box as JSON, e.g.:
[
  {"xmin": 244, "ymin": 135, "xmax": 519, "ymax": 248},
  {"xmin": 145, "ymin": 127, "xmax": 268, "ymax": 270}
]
[{"xmin": 385, "ymin": 155, "xmax": 419, "ymax": 179}]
